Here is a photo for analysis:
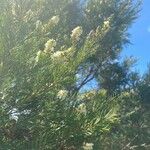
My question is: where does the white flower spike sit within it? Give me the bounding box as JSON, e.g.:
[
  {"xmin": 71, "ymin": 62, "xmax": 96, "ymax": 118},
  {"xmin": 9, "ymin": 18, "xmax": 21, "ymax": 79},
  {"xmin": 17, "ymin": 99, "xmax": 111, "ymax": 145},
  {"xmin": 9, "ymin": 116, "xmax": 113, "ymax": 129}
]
[
  {"xmin": 71, "ymin": 26, "xmax": 83, "ymax": 42},
  {"xmin": 57, "ymin": 90, "xmax": 68, "ymax": 99},
  {"xmin": 83, "ymin": 143, "xmax": 94, "ymax": 150}
]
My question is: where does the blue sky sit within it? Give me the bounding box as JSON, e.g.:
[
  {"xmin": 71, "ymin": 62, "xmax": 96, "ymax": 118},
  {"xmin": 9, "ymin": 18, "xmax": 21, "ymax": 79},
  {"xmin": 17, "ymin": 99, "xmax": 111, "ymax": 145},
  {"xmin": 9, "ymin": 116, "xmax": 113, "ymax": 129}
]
[
  {"xmin": 121, "ymin": 0, "xmax": 150, "ymax": 75},
  {"xmin": 82, "ymin": 0, "xmax": 150, "ymax": 91}
]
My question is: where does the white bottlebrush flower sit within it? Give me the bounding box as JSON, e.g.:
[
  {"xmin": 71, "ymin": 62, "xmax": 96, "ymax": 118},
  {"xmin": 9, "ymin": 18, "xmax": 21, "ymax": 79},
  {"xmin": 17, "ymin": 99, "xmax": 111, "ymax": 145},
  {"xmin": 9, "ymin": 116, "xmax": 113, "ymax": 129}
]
[
  {"xmin": 57, "ymin": 90, "xmax": 68, "ymax": 99},
  {"xmin": 83, "ymin": 143, "xmax": 94, "ymax": 150},
  {"xmin": 103, "ymin": 15, "xmax": 113, "ymax": 30},
  {"xmin": 122, "ymin": 91, "xmax": 130, "ymax": 97},
  {"xmin": 50, "ymin": 15, "xmax": 60, "ymax": 25},
  {"xmin": 44, "ymin": 39, "xmax": 56, "ymax": 53},
  {"xmin": 51, "ymin": 51, "xmax": 65, "ymax": 61},
  {"xmin": 98, "ymin": 89, "xmax": 107, "ymax": 97},
  {"xmin": 51, "ymin": 47, "xmax": 73, "ymax": 62},
  {"xmin": 64, "ymin": 47, "xmax": 72, "ymax": 54},
  {"xmin": 71, "ymin": 26, "xmax": 83, "ymax": 42},
  {"xmin": 77, "ymin": 103, "xmax": 87, "ymax": 114},
  {"xmin": 44, "ymin": 16, "xmax": 59, "ymax": 30},
  {"xmin": 103, "ymin": 20, "xmax": 110, "ymax": 29}
]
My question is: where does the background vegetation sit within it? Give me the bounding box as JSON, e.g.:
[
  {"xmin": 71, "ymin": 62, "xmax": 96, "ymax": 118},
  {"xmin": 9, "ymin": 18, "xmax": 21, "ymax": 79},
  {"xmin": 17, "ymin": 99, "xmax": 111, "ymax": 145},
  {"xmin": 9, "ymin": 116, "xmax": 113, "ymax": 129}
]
[{"xmin": 0, "ymin": 0, "xmax": 149, "ymax": 149}]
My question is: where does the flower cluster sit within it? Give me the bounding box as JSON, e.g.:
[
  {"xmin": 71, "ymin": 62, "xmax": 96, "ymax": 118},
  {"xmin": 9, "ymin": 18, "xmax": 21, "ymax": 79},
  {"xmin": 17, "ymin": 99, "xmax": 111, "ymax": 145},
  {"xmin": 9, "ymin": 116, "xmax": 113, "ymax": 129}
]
[
  {"xmin": 51, "ymin": 47, "xmax": 73, "ymax": 62},
  {"xmin": 122, "ymin": 91, "xmax": 130, "ymax": 97},
  {"xmin": 46, "ymin": 16, "xmax": 60, "ymax": 28},
  {"xmin": 103, "ymin": 20, "xmax": 110, "ymax": 29},
  {"xmin": 102, "ymin": 15, "xmax": 113, "ymax": 31},
  {"xmin": 77, "ymin": 103, "xmax": 87, "ymax": 114},
  {"xmin": 83, "ymin": 143, "xmax": 94, "ymax": 150},
  {"xmin": 44, "ymin": 39, "xmax": 56, "ymax": 53},
  {"xmin": 51, "ymin": 51, "xmax": 65, "ymax": 61},
  {"xmin": 98, "ymin": 89, "xmax": 107, "ymax": 97},
  {"xmin": 50, "ymin": 16, "xmax": 60, "ymax": 25},
  {"xmin": 71, "ymin": 26, "xmax": 83, "ymax": 42},
  {"xmin": 57, "ymin": 90, "xmax": 68, "ymax": 99},
  {"xmin": 44, "ymin": 16, "xmax": 60, "ymax": 31}
]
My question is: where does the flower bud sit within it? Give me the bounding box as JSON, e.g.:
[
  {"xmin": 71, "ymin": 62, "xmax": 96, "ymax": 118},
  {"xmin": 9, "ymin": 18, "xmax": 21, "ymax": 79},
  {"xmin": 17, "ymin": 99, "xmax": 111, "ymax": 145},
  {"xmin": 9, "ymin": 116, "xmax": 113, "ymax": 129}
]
[
  {"xmin": 71, "ymin": 26, "xmax": 83, "ymax": 42},
  {"xmin": 44, "ymin": 39, "xmax": 56, "ymax": 53}
]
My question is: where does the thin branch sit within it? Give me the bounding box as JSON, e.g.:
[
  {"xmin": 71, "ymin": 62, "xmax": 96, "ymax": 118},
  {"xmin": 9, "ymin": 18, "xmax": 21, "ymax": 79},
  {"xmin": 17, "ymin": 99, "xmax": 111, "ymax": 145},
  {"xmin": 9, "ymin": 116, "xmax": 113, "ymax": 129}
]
[{"xmin": 76, "ymin": 65, "xmax": 99, "ymax": 92}]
